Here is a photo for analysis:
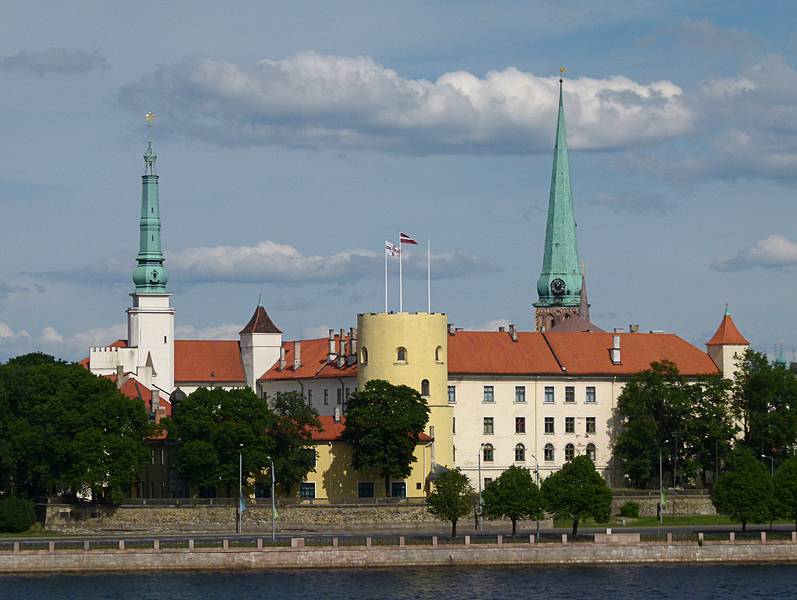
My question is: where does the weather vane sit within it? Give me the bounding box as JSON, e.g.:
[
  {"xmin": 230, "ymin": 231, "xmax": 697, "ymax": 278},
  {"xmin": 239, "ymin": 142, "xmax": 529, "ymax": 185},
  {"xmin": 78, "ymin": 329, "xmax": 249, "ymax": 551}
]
[
  {"xmin": 559, "ymin": 66, "xmax": 566, "ymax": 82},
  {"xmin": 143, "ymin": 112, "xmax": 157, "ymax": 174}
]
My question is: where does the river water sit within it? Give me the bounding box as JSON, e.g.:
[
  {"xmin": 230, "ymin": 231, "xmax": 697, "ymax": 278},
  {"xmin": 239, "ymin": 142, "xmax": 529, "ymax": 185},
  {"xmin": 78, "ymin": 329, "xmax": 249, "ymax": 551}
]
[{"xmin": 1, "ymin": 564, "xmax": 794, "ymax": 599}]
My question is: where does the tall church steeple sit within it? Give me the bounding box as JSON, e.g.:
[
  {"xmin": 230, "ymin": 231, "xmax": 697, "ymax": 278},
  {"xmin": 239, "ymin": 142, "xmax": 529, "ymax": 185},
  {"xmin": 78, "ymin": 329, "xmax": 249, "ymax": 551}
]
[
  {"xmin": 533, "ymin": 72, "xmax": 584, "ymax": 332},
  {"xmin": 132, "ymin": 112, "xmax": 169, "ymax": 294}
]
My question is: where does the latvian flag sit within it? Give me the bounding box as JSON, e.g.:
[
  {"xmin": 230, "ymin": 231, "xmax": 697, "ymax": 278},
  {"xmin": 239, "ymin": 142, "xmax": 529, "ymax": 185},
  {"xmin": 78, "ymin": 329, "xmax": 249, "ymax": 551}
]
[{"xmin": 400, "ymin": 232, "xmax": 419, "ymax": 245}]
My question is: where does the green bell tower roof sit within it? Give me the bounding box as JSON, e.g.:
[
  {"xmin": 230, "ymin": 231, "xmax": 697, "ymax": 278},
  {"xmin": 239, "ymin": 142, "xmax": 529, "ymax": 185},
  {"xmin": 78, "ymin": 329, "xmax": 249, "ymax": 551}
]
[
  {"xmin": 534, "ymin": 74, "xmax": 582, "ymax": 308},
  {"xmin": 132, "ymin": 112, "xmax": 169, "ymax": 294}
]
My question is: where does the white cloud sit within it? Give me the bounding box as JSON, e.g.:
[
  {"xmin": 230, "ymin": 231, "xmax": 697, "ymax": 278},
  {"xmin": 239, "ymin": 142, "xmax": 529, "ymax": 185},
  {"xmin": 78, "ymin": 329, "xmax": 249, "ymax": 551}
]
[
  {"xmin": 0, "ymin": 48, "xmax": 109, "ymax": 75},
  {"xmin": 301, "ymin": 324, "xmax": 333, "ymax": 340},
  {"xmin": 118, "ymin": 51, "xmax": 692, "ymax": 155},
  {"xmin": 467, "ymin": 318, "xmax": 512, "ymax": 331},
  {"xmin": 37, "ymin": 240, "xmax": 498, "ymax": 287},
  {"xmin": 712, "ymin": 234, "xmax": 797, "ymax": 271},
  {"xmin": 40, "ymin": 326, "xmax": 64, "ymax": 343},
  {"xmin": 0, "ymin": 322, "xmax": 31, "ymax": 340}
]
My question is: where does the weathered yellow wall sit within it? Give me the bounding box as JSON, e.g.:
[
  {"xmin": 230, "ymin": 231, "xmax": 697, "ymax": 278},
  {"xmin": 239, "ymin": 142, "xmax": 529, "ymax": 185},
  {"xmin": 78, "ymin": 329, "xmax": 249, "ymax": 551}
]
[{"xmin": 356, "ymin": 312, "xmax": 453, "ymax": 469}]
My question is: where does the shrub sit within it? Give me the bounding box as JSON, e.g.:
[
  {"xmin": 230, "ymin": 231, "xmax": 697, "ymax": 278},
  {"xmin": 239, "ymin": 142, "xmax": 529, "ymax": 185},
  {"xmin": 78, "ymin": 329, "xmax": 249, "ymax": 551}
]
[
  {"xmin": 0, "ymin": 496, "xmax": 36, "ymax": 533},
  {"xmin": 619, "ymin": 501, "xmax": 640, "ymax": 518}
]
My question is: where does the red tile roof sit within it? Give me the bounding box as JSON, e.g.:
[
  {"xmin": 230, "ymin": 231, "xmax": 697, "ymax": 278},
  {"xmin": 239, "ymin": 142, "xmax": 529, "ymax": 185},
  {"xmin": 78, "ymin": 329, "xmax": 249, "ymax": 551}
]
[
  {"xmin": 239, "ymin": 305, "xmax": 282, "ymax": 335},
  {"xmin": 707, "ymin": 313, "xmax": 749, "ymax": 346},
  {"xmin": 447, "ymin": 332, "xmax": 562, "ymax": 375},
  {"xmin": 309, "ymin": 415, "xmax": 432, "ymax": 443},
  {"xmin": 543, "ymin": 332, "xmax": 719, "ymax": 376},
  {"xmin": 259, "ymin": 336, "xmax": 356, "ymax": 381},
  {"xmin": 174, "ymin": 340, "xmax": 245, "ymax": 383}
]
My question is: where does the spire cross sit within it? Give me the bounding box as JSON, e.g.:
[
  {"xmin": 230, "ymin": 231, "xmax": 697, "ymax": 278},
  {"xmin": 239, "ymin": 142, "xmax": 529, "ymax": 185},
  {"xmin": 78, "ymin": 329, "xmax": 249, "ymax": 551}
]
[{"xmin": 143, "ymin": 112, "xmax": 157, "ymax": 175}]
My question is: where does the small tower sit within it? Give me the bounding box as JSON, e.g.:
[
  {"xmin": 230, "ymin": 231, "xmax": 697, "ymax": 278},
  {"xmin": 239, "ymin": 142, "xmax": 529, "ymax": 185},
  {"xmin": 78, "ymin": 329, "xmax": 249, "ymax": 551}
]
[
  {"xmin": 126, "ymin": 113, "xmax": 176, "ymax": 392},
  {"xmin": 533, "ymin": 71, "xmax": 585, "ymax": 331},
  {"xmin": 239, "ymin": 300, "xmax": 283, "ymax": 389},
  {"xmin": 706, "ymin": 306, "xmax": 749, "ymax": 380}
]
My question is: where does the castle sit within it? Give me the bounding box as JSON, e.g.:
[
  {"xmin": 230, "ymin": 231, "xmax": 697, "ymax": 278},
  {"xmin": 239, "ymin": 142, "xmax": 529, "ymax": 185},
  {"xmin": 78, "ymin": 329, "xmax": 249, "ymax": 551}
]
[{"xmin": 87, "ymin": 79, "xmax": 748, "ymax": 500}]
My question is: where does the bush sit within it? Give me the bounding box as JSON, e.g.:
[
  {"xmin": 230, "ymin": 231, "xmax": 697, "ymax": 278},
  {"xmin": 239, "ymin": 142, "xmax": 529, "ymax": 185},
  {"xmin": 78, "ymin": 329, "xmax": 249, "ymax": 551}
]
[
  {"xmin": 0, "ymin": 496, "xmax": 36, "ymax": 533},
  {"xmin": 619, "ymin": 501, "xmax": 640, "ymax": 518}
]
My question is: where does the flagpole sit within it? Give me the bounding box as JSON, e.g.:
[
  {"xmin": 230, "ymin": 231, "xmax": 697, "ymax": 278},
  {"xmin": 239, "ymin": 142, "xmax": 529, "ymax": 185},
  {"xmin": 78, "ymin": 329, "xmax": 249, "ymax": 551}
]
[
  {"xmin": 427, "ymin": 239, "xmax": 431, "ymax": 313},
  {"xmin": 384, "ymin": 246, "xmax": 388, "ymax": 313},
  {"xmin": 399, "ymin": 234, "xmax": 403, "ymax": 312}
]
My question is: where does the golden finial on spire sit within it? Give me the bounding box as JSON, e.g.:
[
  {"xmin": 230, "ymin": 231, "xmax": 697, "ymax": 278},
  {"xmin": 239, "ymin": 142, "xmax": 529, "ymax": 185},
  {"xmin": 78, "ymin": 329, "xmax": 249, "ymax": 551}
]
[
  {"xmin": 559, "ymin": 66, "xmax": 566, "ymax": 83},
  {"xmin": 145, "ymin": 111, "xmax": 156, "ymax": 125}
]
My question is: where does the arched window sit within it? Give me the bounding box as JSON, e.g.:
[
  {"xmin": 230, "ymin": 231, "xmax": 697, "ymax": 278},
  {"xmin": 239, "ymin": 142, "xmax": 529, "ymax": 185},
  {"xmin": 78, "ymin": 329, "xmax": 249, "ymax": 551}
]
[
  {"xmin": 360, "ymin": 347, "xmax": 368, "ymax": 364},
  {"xmin": 421, "ymin": 379, "xmax": 430, "ymax": 396},
  {"xmin": 515, "ymin": 443, "xmax": 525, "ymax": 462},
  {"xmin": 544, "ymin": 443, "xmax": 554, "ymax": 462},
  {"xmin": 435, "ymin": 345, "xmax": 443, "ymax": 362},
  {"xmin": 483, "ymin": 444, "xmax": 494, "ymax": 462},
  {"xmin": 565, "ymin": 443, "xmax": 575, "ymax": 462},
  {"xmin": 396, "ymin": 347, "xmax": 407, "ymax": 362},
  {"xmin": 586, "ymin": 443, "xmax": 596, "ymax": 462}
]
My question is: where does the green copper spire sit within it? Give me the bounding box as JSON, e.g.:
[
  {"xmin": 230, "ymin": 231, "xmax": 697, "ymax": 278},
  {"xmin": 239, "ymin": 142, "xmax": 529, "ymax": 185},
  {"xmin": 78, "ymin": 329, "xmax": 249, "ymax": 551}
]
[
  {"xmin": 132, "ymin": 112, "xmax": 168, "ymax": 293},
  {"xmin": 534, "ymin": 75, "xmax": 582, "ymax": 308}
]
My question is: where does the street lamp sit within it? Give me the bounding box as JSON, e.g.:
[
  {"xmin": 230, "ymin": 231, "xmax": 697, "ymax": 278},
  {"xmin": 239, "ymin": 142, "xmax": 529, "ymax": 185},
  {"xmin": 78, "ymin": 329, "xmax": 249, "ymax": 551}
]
[
  {"xmin": 477, "ymin": 443, "xmax": 485, "ymax": 532},
  {"xmin": 237, "ymin": 443, "xmax": 244, "ymax": 534},
  {"xmin": 762, "ymin": 454, "xmax": 775, "ymax": 477},
  {"xmin": 266, "ymin": 455, "xmax": 276, "ymax": 542},
  {"xmin": 529, "ymin": 454, "xmax": 541, "ymax": 541}
]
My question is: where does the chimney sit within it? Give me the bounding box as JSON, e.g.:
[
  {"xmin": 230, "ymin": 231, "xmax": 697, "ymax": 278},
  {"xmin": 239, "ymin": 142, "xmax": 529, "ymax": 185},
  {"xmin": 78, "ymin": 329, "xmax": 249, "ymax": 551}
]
[
  {"xmin": 278, "ymin": 346, "xmax": 286, "ymax": 371},
  {"xmin": 498, "ymin": 326, "xmax": 505, "ymax": 332},
  {"xmin": 509, "ymin": 324, "xmax": 518, "ymax": 342},
  {"xmin": 629, "ymin": 324, "xmax": 640, "ymax": 333},
  {"xmin": 338, "ymin": 329, "xmax": 346, "ymax": 368},
  {"xmin": 150, "ymin": 389, "xmax": 158, "ymax": 419},
  {"xmin": 293, "ymin": 341, "xmax": 302, "ymax": 371},
  {"xmin": 611, "ymin": 335, "xmax": 621, "ymax": 364},
  {"xmin": 347, "ymin": 327, "xmax": 358, "ymax": 366},
  {"xmin": 333, "ymin": 405, "xmax": 341, "ymax": 423},
  {"xmin": 115, "ymin": 365, "xmax": 126, "ymax": 388},
  {"xmin": 327, "ymin": 329, "xmax": 335, "ymax": 363},
  {"xmin": 447, "ymin": 324, "xmax": 455, "ymax": 336},
  {"xmin": 613, "ymin": 328, "xmax": 624, "ymax": 334}
]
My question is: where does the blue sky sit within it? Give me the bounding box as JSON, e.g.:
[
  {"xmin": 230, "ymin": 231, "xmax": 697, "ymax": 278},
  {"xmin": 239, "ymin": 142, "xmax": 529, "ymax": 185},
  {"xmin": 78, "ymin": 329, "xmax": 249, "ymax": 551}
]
[{"xmin": 2, "ymin": 1, "xmax": 797, "ymax": 361}]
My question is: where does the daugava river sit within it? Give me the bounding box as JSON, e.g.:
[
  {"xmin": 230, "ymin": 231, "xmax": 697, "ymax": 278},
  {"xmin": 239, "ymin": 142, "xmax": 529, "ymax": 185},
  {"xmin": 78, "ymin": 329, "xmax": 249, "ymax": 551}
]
[{"xmin": 1, "ymin": 564, "xmax": 795, "ymax": 599}]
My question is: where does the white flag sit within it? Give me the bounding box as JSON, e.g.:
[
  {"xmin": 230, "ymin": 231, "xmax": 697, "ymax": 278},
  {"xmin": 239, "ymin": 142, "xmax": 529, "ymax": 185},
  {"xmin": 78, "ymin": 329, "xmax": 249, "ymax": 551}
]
[{"xmin": 385, "ymin": 241, "xmax": 401, "ymax": 257}]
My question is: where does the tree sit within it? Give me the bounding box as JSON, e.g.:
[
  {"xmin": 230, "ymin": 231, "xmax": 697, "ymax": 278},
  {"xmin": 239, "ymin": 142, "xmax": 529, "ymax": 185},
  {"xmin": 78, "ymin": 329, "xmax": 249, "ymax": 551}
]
[
  {"xmin": 269, "ymin": 391, "xmax": 321, "ymax": 495},
  {"xmin": 0, "ymin": 496, "xmax": 36, "ymax": 533},
  {"xmin": 426, "ymin": 468, "xmax": 474, "ymax": 537},
  {"xmin": 733, "ymin": 349, "xmax": 797, "ymax": 458},
  {"xmin": 164, "ymin": 387, "xmax": 275, "ymax": 497},
  {"xmin": 0, "ymin": 353, "xmax": 151, "ymax": 502},
  {"xmin": 773, "ymin": 456, "xmax": 797, "ymax": 530},
  {"xmin": 711, "ymin": 447, "xmax": 773, "ymax": 531},
  {"xmin": 342, "ymin": 379, "xmax": 430, "ymax": 496},
  {"xmin": 686, "ymin": 375, "xmax": 735, "ymax": 485},
  {"xmin": 481, "ymin": 465, "xmax": 544, "ymax": 536},
  {"xmin": 541, "ymin": 455, "xmax": 612, "ymax": 535}
]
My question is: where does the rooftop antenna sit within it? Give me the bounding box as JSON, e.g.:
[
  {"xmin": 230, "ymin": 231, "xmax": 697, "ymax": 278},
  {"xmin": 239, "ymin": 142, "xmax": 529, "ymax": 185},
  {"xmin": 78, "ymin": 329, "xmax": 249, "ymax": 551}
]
[{"xmin": 257, "ymin": 293, "xmax": 262, "ymax": 308}]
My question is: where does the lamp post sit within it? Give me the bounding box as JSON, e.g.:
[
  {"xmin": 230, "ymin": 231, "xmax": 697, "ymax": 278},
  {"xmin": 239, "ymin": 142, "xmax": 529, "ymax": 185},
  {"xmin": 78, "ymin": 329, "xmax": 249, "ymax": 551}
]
[
  {"xmin": 237, "ymin": 443, "xmax": 243, "ymax": 534},
  {"xmin": 530, "ymin": 454, "xmax": 541, "ymax": 541},
  {"xmin": 267, "ymin": 455, "xmax": 276, "ymax": 542},
  {"xmin": 762, "ymin": 454, "xmax": 775, "ymax": 477},
  {"xmin": 673, "ymin": 434, "xmax": 679, "ymax": 488},
  {"xmin": 477, "ymin": 443, "xmax": 485, "ymax": 532}
]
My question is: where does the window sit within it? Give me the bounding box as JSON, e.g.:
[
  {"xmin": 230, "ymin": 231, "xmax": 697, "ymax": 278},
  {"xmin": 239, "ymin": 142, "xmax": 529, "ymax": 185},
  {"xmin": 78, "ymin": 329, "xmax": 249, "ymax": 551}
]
[
  {"xmin": 586, "ymin": 417, "xmax": 596, "ymax": 434},
  {"xmin": 324, "ymin": 389, "xmax": 329, "ymax": 405},
  {"xmin": 254, "ymin": 483, "xmax": 272, "ymax": 498},
  {"xmin": 565, "ymin": 443, "xmax": 575, "ymax": 462},
  {"xmin": 396, "ymin": 347, "xmax": 407, "ymax": 362},
  {"xmin": 565, "ymin": 417, "xmax": 575, "ymax": 434},
  {"xmin": 586, "ymin": 386, "xmax": 596, "ymax": 404},
  {"xmin": 358, "ymin": 482, "xmax": 374, "ymax": 498},
  {"xmin": 483, "ymin": 386, "xmax": 494, "ymax": 403},
  {"xmin": 544, "ymin": 386, "xmax": 555, "ymax": 403},
  {"xmin": 435, "ymin": 345, "xmax": 443, "ymax": 362},
  {"xmin": 483, "ymin": 444, "xmax": 494, "ymax": 462},
  {"xmin": 299, "ymin": 482, "xmax": 316, "ymax": 499},
  {"xmin": 484, "ymin": 478, "xmax": 493, "ymax": 487},
  {"xmin": 360, "ymin": 347, "xmax": 368, "ymax": 364},
  {"xmin": 305, "ymin": 448, "xmax": 317, "ymax": 468},
  {"xmin": 345, "ymin": 388, "xmax": 351, "ymax": 402},
  {"xmin": 336, "ymin": 388, "xmax": 342, "ymax": 405},
  {"xmin": 448, "ymin": 385, "xmax": 456, "ymax": 404},
  {"xmin": 544, "ymin": 416, "xmax": 555, "ymax": 434},
  {"xmin": 586, "ymin": 443, "xmax": 596, "ymax": 462},
  {"xmin": 544, "ymin": 443, "xmax": 555, "ymax": 462},
  {"xmin": 515, "ymin": 443, "xmax": 525, "ymax": 462},
  {"xmin": 421, "ymin": 379, "xmax": 430, "ymax": 396},
  {"xmin": 307, "ymin": 389, "xmax": 313, "ymax": 406},
  {"xmin": 515, "ymin": 416, "xmax": 526, "ymax": 434},
  {"xmin": 565, "ymin": 386, "xmax": 575, "ymax": 403},
  {"xmin": 391, "ymin": 481, "xmax": 407, "ymax": 498},
  {"xmin": 483, "ymin": 417, "xmax": 494, "ymax": 435},
  {"xmin": 515, "ymin": 386, "xmax": 526, "ymax": 403}
]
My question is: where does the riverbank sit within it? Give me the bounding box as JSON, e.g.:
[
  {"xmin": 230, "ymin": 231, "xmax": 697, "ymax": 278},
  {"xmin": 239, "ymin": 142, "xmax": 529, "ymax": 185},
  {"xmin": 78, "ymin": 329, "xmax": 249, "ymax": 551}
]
[{"xmin": 3, "ymin": 534, "xmax": 797, "ymax": 574}]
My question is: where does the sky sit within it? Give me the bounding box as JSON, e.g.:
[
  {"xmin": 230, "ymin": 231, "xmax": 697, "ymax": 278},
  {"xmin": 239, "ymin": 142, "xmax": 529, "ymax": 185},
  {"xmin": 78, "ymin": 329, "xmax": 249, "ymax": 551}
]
[{"xmin": 1, "ymin": 0, "xmax": 797, "ymax": 361}]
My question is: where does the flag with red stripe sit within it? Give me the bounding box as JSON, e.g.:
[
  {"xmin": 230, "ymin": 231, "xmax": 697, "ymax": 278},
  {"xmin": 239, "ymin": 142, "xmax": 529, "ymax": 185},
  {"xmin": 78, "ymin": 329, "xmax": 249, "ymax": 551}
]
[{"xmin": 400, "ymin": 232, "xmax": 418, "ymax": 245}]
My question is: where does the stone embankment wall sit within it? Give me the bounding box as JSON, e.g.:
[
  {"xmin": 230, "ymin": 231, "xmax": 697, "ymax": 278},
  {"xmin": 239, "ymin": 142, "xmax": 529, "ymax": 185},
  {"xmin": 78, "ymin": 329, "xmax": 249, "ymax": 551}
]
[
  {"xmin": 2, "ymin": 539, "xmax": 797, "ymax": 574},
  {"xmin": 611, "ymin": 492, "xmax": 716, "ymax": 517}
]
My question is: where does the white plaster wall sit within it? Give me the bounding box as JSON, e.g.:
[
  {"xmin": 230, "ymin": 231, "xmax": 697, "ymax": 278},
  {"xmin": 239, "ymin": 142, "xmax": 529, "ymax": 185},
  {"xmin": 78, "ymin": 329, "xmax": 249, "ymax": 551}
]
[
  {"xmin": 240, "ymin": 332, "xmax": 283, "ymax": 388},
  {"xmin": 127, "ymin": 294, "xmax": 175, "ymax": 392}
]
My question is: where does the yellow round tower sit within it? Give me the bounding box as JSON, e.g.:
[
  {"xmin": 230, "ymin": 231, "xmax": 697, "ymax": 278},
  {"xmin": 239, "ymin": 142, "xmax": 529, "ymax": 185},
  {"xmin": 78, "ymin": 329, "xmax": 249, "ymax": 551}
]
[{"xmin": 357, "ymin": 312, "xmax": 453, "ymax": 471}]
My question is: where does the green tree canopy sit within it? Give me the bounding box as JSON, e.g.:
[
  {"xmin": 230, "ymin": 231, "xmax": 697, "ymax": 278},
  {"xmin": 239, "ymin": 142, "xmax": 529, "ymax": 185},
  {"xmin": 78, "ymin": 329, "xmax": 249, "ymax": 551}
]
[
  {"xmin": 163, "ymin": 387, "xmax": 275, "ymax": 497},
  {"xmin": 481, "ymin": 465, "xmax": 544, "ymax": 536},
  {"xmin": 0, "ymin": 353, "xmax": 151, "ymax": 502},
  {"xmin": 541, "ymin": 455, "xmax": 612, "ymax": 535},
  {"xmin": 269, "ymin": 391, "xmax": 321, "ymax": 494},
  {"xmin": 426, "ymin": 468, "xmax": 474, "ymax": 537},
  {"xmin": 711, "ymin": 447, "xmax": 773, "ymax": 531},
  {"xmin": 773, "ymin": 455, "xmax": 797, "ymax": 530},
  {"xmin": 342, "ymin": 379, "xmax": 430, "ymax": 496},
  {"xmin": 733, "ymin": 349, "xmax": 797, "ymax": 458}
]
